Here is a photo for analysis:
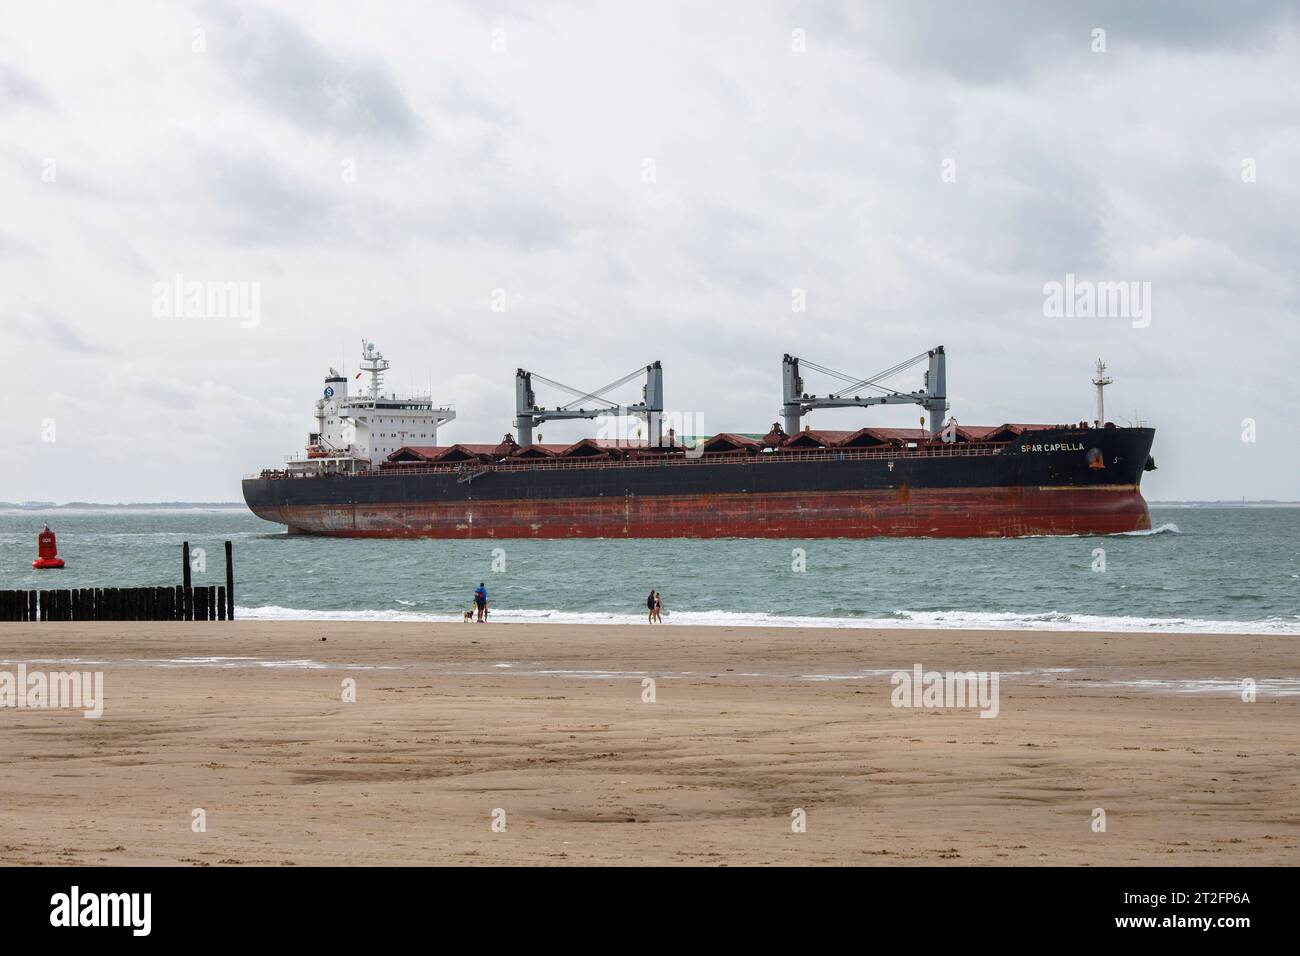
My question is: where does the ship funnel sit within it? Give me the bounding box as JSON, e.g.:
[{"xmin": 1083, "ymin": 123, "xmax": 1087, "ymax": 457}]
[{"xmin": 325, "ymin": 366, "xmax": 348, "ymax": 402}]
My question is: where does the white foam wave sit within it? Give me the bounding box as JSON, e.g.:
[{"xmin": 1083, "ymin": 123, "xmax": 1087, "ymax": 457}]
[
  {"xmin": 1019, "ymin": 522, "xmax": 1182, "ymax": 540},
  {"xmin": 237, "ymin": 604, "xmax": 1300, "ymax": 635},
  {"xmin": 1074, "ymin": 677, "xmax": 1300, "ymax": 697},
  {"xmin": 1116, "ymin": 522, "xmax": 1181, "ymax": 536}
]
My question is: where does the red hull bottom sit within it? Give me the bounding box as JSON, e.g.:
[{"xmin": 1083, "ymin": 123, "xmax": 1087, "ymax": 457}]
[{"xmin": 263, "ymin": 486, "xmax": 1152, "ymax": 538}]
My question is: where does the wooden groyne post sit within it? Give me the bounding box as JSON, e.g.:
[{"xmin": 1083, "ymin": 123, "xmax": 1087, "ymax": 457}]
[
  {"xmin": 0, "ymin": 539, "xmax": 236, "ymax": 622},
  {"xmin": 182, "ymin": 540, "xmax": 192, "ymax": 620},
  {"xmin": 225, "ymin": 539, "xmax": 235, "ymax": 620}
]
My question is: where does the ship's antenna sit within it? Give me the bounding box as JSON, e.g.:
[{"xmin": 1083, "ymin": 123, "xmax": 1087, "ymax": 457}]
[
  {"xmin": 1091, "ymin": 358, "xmax": 1112, "ymax": 427},
  {"xmin": 360, "ymin": 339, "xmax": 390, "ymax": 400}
]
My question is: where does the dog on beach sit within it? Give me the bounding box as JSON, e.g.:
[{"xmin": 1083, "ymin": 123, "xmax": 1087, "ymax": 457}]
[{"xmin": 462, "ymin": 610, "xmax": 474, "ymax": 623}]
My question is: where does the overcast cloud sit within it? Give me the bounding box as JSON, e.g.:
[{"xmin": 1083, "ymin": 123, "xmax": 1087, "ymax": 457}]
[{"xmin": 1, "ymin": 1, "xmax": 1297, "ymax": 502}]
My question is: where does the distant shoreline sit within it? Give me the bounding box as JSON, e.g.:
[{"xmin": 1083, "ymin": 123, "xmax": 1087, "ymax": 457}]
[
  {"xmin": 0, "ymin": 502, "xmax": 246, "ymax": 510},
  {"xmin": 1148, "ymin": 500, "xmax": 1300, "ymax": 506},
  {"xmin": 3, "ymin": 500, "xmax": 1298, "ymax": 510}
]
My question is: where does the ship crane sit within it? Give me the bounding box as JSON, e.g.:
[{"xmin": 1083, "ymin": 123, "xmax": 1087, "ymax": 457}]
[
  {"xmin": 515, "ymin": 361, "xmax": 664, "ymax": 447},
  {"xmin": 781, "ymin": 346, "xmax": 947, "ymax": 437}
]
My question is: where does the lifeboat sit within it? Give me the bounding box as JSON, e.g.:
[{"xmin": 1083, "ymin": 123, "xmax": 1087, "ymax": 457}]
[{"xmin": 33, "ymin": 526, "xmax": 65, "ymax": 569}]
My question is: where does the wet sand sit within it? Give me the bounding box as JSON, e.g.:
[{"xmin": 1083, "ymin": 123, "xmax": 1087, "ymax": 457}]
[{"xmin": 1, "ymin": 621, "xmax": 1297, "ymax": 866}]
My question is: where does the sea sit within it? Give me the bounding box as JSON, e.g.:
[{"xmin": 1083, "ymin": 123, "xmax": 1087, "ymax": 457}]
[{"xmin": 0, "ymin": 505, "xmax": 1296, "ymax": 634}]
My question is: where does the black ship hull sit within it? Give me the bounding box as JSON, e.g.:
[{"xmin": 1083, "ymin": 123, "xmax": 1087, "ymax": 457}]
[{"xmin": 242, "ymin": 427, "xmax": 1156, "ymax": 538}]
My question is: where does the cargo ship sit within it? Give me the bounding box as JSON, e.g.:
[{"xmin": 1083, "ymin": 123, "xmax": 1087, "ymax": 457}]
[{"xmin": 242, "ymin": 341, "xmax": 1157, "ymax": 538}]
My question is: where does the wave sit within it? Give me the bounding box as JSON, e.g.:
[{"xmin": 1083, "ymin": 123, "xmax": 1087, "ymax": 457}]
[
  {"xmin": 1019, "ymin": 522, "xmax": 1181, "ymax": 539},
  {"xmin": 237, "ymin": 604, "xmax": 1300, "ymax": 634},
  {"xmin": 1116, "ymin": 522, "xmax": 1181, "ymax": 536}
]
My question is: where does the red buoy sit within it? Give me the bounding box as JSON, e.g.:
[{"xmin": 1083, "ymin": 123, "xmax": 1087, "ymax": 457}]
[{"xmin": 32, "ymin": 525, "xmax": 65, "ymax": 569}]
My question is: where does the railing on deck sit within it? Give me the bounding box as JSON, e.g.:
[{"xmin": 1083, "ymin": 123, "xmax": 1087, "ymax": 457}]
[{"xmin": 247, "ymin": 440, "xmax": 1012, "ymax": 480}]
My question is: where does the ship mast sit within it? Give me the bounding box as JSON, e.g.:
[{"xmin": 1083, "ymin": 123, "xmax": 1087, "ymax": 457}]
[
  {"xmin": 360, "ymin": 340, "xmax": 390, "ymax": 400},
  {"xmin": 1091, "ymin": 359, "xmax": 1112, "ymax": 427}
]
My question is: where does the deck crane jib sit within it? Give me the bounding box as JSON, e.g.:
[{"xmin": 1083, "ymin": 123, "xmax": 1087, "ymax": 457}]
[
  {"xmin": 781, "ymin": 346, "xmax": 948, "ymax": 437},
  {"xmin": 515, "ymin": 361, "xmax": 664, "ymax": 447}
]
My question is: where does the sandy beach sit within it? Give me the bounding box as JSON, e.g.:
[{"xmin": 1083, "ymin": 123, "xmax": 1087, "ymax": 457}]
[{"xmin": 1, "ymin": 620, "xmax": 1296, "ymax": 866}]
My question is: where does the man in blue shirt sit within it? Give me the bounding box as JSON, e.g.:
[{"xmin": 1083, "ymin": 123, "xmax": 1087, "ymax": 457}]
[{"xmin": 474, "ymin": 582, "xmax": 488, "ymax": 622}]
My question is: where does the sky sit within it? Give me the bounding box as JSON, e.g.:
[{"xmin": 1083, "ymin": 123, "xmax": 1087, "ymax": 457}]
[{"xmin": 1, "ymin": 0, "xmax": 1297, "ymax": 502}]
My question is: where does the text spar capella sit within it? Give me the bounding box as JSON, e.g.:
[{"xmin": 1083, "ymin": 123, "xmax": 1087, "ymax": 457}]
[{"xmin": 1021, "ymin": 442, "xmax": 1086, "ymax": 453}]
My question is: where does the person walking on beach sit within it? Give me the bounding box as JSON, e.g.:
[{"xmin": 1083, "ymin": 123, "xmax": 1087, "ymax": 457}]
[
  {"xmin": 646, "ymin": 589, "xmax": 656, "ymax": 624},
  {"xmin": 474, "ymin": 582, "xmax": 488, "ymax": 623},
  {"xmin": 652, "ymin": 590, "xmax": 663, "ymax": 624}
]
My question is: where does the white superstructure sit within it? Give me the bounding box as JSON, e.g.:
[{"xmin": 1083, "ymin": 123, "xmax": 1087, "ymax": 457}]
[{"xmin": 290, "ymin": 340, "xmax": 455, "ymax": 474}]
